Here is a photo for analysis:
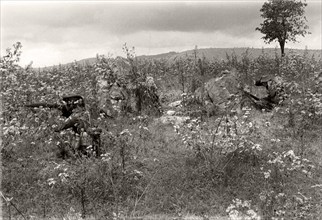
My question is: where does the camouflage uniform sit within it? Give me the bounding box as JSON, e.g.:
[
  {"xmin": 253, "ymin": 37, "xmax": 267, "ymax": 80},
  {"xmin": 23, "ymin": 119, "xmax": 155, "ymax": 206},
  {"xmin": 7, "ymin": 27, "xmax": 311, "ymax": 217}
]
[
  {"xmin": 256, "ymin": 76, "xmax": 287, "ymax": 105},
  {"xmin": 58, "ymin": 95, "xmax": 102, "ymax": 157}
]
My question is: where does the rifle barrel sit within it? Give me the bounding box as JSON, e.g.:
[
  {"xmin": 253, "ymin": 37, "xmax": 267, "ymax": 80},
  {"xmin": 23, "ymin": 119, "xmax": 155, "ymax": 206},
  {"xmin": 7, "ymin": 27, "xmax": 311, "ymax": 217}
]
[{"xmin": 25, "ymin": 103, "xmax": 60, "ymax": 109}]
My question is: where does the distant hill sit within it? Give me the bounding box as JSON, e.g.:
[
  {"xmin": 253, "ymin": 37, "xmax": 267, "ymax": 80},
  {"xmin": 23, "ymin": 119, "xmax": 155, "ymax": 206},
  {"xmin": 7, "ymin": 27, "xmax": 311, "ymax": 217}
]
[
  {"xmin": 39, "ymin": 47, "xmax": 322, "ymax": 70},
  {"xmin": 138, "ymin": 47, "xmax": 322, "ymax": 62},
  {"xmin": 138, "ymin": 51, "xmax": 178, "ymax": 60}
]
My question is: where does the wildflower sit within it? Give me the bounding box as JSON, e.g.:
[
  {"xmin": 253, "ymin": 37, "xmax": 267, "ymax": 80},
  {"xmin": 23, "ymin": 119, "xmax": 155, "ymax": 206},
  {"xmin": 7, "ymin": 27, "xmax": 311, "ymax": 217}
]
[
  {"xmin": 20, "ymin": 125, "xmax": 28, "ymax": 130},
  {"xmin": 252, "ymin": 144, "xmax": 262, "ymax": 151},
  {"xmin": 133, "ymin": 170, "xmax": 143, "ymax": 176},
  {"xmin": 47, "ymin": 178, "xmax": 56, "ymax": 186},
  {"xmin": 276, "ymin": 193, "xmax": 285, "ymax": 198},
  {"xmin": 228, "ymin": 210, "xmax": 240, "ymax": 219},
  {"xmin": 58, "ymin": 172, "xmax": 69, "ymax": 183},
  {"xmin": 226, "ymin": 204, "xmax": 235, "ymax": 213},
  {"xmin": 284, "ymin": 150, "xmax": 296, "ymax": 158},
  {"xmin": 263, "ymin": 170, "xmax": 271, "ymax": 179},
  {"xmin": 242, "ymin": 200, "xmax": 251, "ymax": 208},
  {"xmin": 101, "ymin": 153, "xmax": 111, "ymax": 162},
  {"xmin": 259, "ymin": 193, "xmax": 266, "ymax": 201},
  {"xmin": 246, "ymin": 209, "xmax": 260, "ymax": 220}
]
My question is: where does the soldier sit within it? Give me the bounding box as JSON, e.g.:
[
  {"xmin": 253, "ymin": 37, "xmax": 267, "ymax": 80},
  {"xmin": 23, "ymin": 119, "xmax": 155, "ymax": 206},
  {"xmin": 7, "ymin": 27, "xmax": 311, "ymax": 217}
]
[
  {"xmin": 56, "ymin": 95, "xmax": 102, "ymax": 158},
  {"xmin": 25, "ymin": 95, "xmax": 103, "ymax": 158},
  {"xmin": 255, "ymin": 75, "xmax": 287, "ymax": 105},
  {"xmin": 25, "ymin": 95, "xmax": 85, "ymax": 118}
]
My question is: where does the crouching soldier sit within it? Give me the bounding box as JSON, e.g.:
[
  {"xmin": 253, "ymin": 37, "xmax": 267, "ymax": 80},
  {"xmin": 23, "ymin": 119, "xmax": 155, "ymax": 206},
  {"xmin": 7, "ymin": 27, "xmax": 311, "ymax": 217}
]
[
  {"xmin": 55, "ymin": 96, "xmax": 102, "ymax": 158},
  {"xmin": 56, "ymin": 116, "xmax": 102, "ymax": 158}
]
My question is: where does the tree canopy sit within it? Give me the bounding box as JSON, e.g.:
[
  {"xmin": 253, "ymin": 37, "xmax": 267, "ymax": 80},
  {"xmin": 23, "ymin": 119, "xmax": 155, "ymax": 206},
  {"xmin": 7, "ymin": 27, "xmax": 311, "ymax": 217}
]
[{"xmin": 256, "ymin": 0, "xmax": 310, "ymax": 56}]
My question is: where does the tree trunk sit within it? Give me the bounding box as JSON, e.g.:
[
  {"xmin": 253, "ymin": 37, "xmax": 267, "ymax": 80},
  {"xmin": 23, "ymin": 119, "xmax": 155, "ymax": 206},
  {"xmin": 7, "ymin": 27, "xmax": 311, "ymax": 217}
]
[{"xmin": 279, "ymin": 40, "xmax": 285, "ymax": 57}]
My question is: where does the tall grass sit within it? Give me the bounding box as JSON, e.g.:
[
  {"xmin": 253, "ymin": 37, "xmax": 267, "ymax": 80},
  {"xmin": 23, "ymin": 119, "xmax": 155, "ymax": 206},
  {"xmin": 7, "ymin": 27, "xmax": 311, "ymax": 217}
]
[{"xmin": 1, "ymin": 43, "xmax": 322, "ymax": 219}]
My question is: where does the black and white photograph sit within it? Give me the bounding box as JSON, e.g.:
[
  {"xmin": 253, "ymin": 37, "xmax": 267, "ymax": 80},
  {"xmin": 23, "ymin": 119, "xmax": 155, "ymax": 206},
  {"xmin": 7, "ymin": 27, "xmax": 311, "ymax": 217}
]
[{"xmin": 1, "ymin": 0, "xmax": 322, "ymax": 219}]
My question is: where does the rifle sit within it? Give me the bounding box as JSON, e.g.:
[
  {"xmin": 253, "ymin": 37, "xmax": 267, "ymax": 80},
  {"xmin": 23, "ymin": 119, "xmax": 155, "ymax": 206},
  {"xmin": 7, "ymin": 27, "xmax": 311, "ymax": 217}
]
[
  {"xmin": 24, "ymin": 95, "xmax": 85, "ymax": 118},
  {"xmin": 24, "ymin": 103, "xmax": 61, "ymax": 109}
]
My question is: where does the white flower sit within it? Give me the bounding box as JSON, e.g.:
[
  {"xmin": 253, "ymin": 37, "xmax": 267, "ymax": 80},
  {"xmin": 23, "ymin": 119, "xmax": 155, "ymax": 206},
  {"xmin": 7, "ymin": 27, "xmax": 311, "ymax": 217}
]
[
  {"xmin": 228, "ymin": 210, "xmax": 241, "ymax": 220},
  {"xmin": 276, "ymin": 193, "xmax": 285, "ymax": 198},
  {"xmin": 242, "ymin": 200, "xmax": 251, "ymax": 208},
  {"xmin": 259, "ymin": 194, "xmax": 266, "ymax": 201},
  {"xmin": 284, "ymin": 150, "xmax": 296, "ymax": 158},
  {"xmin": 101, "ymin": 153, "xmax": 111, "ymax": 162},
  {"xmin": 264, "ymin": 170, "xmax": 271, "ymax": 179},
  {"xmin": 58, "ymin": 172, "xmax": 69, "ymax": 183},
  {"xmin": 252, "ymin": 144, "xmax": 262, "ymax": 151},
  {"xmin": 20, "ymin": 125, "xmax": 28, "ymax": 130},
  {"xmin": 246, "ymin": 209, "xmax": 259, "ymax": 219},
  {"xmin": 226, "ymin": 204, "xmax": 236, "ymax": 213},
  {"xmin": 134, "ymin": 170, "xmax": 143, "ymax": 175},
  {"xmin": 47, "ymin": 178, "xmax": 56, "ymax": 186}
]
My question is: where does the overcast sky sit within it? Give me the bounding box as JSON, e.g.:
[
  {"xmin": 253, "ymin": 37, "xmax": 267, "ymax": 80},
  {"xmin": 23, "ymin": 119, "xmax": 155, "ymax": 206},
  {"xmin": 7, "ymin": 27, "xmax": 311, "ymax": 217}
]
[{"xmin": 1, "ymin": 0, "xmax": 321, "ymax": 67}]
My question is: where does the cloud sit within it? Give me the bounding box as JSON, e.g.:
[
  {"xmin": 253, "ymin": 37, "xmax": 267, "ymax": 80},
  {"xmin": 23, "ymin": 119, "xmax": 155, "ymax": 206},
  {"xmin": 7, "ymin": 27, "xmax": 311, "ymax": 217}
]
[
  {"xmin": 2, "ymin": 1, "xmax": 263, "ymax": 34},
  {"xmin": 1, "ymin": 1, "xmax": 320, "ymax": 67}
]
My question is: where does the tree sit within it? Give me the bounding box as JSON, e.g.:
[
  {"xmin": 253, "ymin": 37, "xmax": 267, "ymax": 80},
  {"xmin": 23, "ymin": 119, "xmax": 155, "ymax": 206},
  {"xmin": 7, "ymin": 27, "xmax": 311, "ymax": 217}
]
[{"xmin": 256, "ymin": 0, "xmax": 310, "ymax": 57}]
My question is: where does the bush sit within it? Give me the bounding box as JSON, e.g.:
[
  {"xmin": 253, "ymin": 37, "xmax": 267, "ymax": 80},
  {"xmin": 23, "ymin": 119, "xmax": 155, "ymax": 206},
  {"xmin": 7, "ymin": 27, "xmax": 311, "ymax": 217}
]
[{"xmin": 1, "ymin": 43, "xmax": 322, "ymax": 219}]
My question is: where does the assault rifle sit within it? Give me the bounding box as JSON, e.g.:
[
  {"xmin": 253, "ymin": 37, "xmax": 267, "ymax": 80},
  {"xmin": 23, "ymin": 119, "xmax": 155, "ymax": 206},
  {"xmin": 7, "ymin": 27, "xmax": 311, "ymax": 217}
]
[
  {"xmin": 25, "ymin": 95, "xmax": 85, "ymax": 118},
  {"xmin": 25, "ymin": 95, "xmax": 112, "ymax": 118}
]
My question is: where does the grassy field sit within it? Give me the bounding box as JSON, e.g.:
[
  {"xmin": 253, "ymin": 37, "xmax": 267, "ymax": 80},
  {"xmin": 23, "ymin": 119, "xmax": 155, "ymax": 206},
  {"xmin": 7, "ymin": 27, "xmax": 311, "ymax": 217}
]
[{"xmin": 1, "ymin": 44, "xmax": 322, "ymax": 219}]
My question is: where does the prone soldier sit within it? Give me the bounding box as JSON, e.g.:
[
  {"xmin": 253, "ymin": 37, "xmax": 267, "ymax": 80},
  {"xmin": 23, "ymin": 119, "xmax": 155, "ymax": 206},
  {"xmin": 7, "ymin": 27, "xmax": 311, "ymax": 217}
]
[{"xmin": 255, "ymin": 75, "xmax": 287, "ymax": 105}]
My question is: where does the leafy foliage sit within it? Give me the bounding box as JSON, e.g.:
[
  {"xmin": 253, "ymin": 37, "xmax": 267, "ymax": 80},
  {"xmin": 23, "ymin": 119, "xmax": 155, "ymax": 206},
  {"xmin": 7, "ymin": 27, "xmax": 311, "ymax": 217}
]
[
  {"xmin": 256, "ymin": 0, "xmax": 310, "ymax": 56},
  {"xmin": 1, "ymin": 43, "xmax": 322, "ymax": 219}
]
